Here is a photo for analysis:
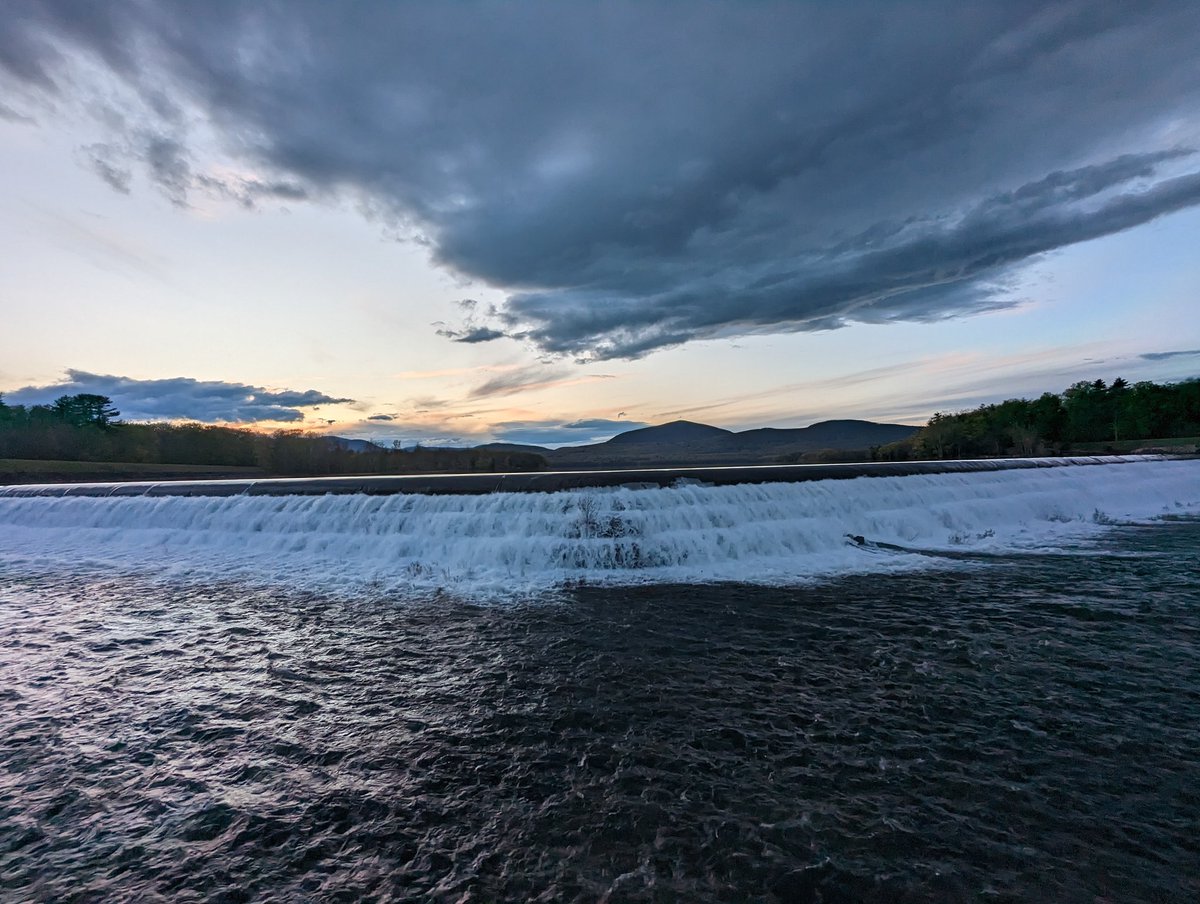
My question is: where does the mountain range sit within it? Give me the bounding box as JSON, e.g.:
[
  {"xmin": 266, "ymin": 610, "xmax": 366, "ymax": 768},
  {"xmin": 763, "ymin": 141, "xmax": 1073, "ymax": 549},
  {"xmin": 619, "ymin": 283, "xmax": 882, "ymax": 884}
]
[{"xmin": 476, "ymin": 418, "xmax": 919, "ymax": 468}]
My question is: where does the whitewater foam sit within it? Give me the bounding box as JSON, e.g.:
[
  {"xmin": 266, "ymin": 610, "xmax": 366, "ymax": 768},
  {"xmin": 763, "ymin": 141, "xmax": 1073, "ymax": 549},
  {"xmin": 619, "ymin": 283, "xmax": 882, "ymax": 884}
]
[{"xmin": 0, "ymin": 460, "xmax": 1196, "ymax": 597}]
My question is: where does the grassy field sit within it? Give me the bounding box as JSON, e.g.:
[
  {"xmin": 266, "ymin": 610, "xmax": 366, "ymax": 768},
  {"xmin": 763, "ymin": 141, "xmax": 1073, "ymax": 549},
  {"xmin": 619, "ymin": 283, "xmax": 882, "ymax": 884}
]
[
  {"xmin": 1065, "ymin": 436, "xmax": 1200, "ymax": 454},
  {"xmin": 0, "ymin": 459, "xmax": 266, "ymax": 484}
]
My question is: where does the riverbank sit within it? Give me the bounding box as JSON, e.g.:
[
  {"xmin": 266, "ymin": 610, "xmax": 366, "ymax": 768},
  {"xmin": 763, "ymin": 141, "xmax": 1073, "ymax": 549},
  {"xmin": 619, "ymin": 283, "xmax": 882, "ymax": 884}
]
[{"xmin": 0, "ymin": 458, "xmax": 267, "ymax": 484}]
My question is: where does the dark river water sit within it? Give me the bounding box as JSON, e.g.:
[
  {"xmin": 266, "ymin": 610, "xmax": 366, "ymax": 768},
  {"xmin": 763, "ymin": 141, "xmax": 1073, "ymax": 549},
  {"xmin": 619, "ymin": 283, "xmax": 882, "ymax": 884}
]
[{"xmin": 2, "ymin": 522, "xmax": 1198, "ymax": 902}]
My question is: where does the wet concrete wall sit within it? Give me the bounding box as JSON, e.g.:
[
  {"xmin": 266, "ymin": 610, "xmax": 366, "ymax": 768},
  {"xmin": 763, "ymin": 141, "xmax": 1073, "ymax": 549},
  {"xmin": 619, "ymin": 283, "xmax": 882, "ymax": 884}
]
[{"xmin": 0, "ymin": 455, "xmax": 1172, "ymax": 498}]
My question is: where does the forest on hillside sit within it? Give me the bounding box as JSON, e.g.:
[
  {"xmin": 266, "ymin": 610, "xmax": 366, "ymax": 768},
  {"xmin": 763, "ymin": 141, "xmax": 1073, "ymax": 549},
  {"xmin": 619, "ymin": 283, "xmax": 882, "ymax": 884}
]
[
  {"xmin": 881, "ymin": 377, "xmax": 1200, "ymax": 460},
  {"xmin": 0, "ymin": 394, "xmax": 545, "ymax": 476},
  {"xmin": 3, "ymin": 378, "xmax": 1197, "ymax": 479}
]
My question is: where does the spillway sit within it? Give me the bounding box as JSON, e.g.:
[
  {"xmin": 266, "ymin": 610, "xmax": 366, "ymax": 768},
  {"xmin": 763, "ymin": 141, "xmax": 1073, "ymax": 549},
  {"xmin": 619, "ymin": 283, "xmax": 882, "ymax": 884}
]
[
  {"xmin": 1, "ymin": 457, "xmax": 1196, "ymax": 597},
  {"xmin": 0, "ymin": 454, "xmax": 1177, "ymax": 497}
]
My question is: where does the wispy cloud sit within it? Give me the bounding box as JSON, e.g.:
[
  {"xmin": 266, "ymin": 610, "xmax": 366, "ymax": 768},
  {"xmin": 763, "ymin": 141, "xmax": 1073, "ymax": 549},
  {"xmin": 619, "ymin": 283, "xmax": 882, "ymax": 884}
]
[
  {"xmin": 654, "ymin": 344, "xmax": 1123, "ymax": 427},
  {"xmin": 316, "ymin": 412, "xmax": 643, "ymax": 450},
  {"xmin": 435, "ymin": 299, "xmax": 508, "ymax": 345},
  {"xmin": 561, "ymin": 418, "xmax": 647, "ymax": 431},
  {"xmin": 436, "ymin": 326, "xmax": 506, "ymax": 344},
  {"xmin": 394, "ymin": 367, "xmax": 475, "ymax": 381},
  {"xmin": 488, "ymin": 417, "xmax": 646, "ymax": 448},
  {"xmin": 468, "ymin": 365, "xmax": 615, "ymax": 399},
  {"xmin": 30, "ymin": 204, "xmax": 172, "ymax": 282},
  {"xmin": 1140, "ymin": 348, "xmax": 1200, "ymax": 361}
]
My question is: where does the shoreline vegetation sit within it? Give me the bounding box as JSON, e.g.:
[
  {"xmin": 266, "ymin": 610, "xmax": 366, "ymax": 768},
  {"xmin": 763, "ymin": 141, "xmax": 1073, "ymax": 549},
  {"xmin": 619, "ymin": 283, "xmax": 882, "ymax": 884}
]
[
  {"xmin": 1, "ymin": 377, "xmax": 1197, "ymax": 484},
  {"xmin": 862, "ymin": 376, "xmax": 1199, "ymax": 464},
  {"xmin": 0, "ymin": 393, "xmax": 544, "ymax": 483}
]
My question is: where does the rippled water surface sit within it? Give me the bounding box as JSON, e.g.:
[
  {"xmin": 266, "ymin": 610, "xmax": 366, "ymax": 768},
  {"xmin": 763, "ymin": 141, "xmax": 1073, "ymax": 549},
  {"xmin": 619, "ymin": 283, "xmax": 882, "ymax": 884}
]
[{"xmin": 2, "ymin": 523, "xmax": 1199, "ymax": 902}]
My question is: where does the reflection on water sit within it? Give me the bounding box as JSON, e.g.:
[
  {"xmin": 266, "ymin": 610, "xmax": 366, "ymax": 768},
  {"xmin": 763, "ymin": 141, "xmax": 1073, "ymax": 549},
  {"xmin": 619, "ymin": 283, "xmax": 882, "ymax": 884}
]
[{"xmin": 1, "ymin": 523, "xmax": 1198, "ymax": 902}]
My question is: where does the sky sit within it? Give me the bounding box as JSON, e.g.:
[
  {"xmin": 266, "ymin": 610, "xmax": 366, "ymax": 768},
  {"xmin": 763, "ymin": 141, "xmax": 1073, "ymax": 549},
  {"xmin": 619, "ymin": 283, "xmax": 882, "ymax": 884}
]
[{"xmin": 2, "ymin": 1, "xmax": 1199, "ymax": 448}]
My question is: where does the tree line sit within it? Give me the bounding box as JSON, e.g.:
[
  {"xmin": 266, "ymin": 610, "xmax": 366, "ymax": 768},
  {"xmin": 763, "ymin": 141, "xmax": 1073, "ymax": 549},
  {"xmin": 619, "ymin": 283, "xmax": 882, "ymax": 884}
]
[
  {"xmin": 0, "ymin": 393, "xmax": 545, "ymax": 475},
  {"xmin": 881, "ymin": 377, "xmax": 1200, "ymax": 460}
]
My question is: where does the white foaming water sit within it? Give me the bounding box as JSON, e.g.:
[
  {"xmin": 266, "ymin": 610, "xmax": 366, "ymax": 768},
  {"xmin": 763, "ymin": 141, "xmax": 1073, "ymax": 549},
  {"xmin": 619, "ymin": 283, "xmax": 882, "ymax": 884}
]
[{"xmin": 0, "ymin": 460, "xmax": 1197, "ymax": 597}]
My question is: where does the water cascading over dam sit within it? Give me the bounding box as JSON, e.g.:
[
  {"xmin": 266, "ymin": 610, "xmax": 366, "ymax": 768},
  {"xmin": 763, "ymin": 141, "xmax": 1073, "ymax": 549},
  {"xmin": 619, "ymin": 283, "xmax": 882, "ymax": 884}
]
[{"xmin": 1, "ymin": 457, "xmax": 1196, "ymax": 597}]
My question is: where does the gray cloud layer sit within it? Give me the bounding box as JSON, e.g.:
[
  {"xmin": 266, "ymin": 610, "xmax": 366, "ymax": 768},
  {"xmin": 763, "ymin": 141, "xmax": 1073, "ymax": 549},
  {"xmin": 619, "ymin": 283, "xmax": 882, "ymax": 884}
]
[
  {"xmin": 1140, "ymin": 349, "xmax": 1200, "ymax": 361},
  {"xmin": 5, "ymin": 2, "xmax": 1200, "ymax": 358},
  {"xmin": 5, "ymin": 370, "xmax": 352, "ymax": 422}
]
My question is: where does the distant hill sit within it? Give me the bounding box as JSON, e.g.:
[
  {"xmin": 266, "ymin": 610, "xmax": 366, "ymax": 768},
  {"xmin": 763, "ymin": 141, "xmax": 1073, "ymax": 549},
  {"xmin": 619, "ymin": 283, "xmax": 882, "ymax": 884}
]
[
  {"xmin": 324, "ymin": 434, "xmax": 384, "ymax": 453},
  {"xmin": 474, "ymin": 441, "xmax": 553, "ymax": 455},
  {"xmin": 535, "ymin": 418, "xmax": 918, "ymax": 468},
  {"xmin": 604, "ymin": 420, "xmax": 734, "ymax": 445},
  {"xmin": 726, "ymin": 420, "xmax": 918, "ymax": 453},
  {"xmin": 324, "ymin": 436, "xmax": 385, "ymax": 453}
]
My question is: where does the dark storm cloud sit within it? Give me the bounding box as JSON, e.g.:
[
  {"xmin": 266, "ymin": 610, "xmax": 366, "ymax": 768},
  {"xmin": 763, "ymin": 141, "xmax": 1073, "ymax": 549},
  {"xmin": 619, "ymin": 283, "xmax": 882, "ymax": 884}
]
[
  {"xmin": 5, "ymin": 1, "xmax": 1200, "ymax": 358},
  {"xmin": 5, "ymin": 370, "xmax": 353, "ymax": 423}
]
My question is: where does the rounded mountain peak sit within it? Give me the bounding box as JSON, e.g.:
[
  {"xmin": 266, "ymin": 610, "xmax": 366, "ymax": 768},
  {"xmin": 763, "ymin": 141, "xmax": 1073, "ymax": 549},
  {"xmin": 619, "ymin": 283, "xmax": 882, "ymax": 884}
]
[{"xmin": 605, "ymin": 420, "xmax": 734, "ymax": 446}]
